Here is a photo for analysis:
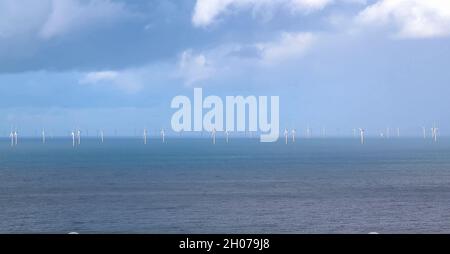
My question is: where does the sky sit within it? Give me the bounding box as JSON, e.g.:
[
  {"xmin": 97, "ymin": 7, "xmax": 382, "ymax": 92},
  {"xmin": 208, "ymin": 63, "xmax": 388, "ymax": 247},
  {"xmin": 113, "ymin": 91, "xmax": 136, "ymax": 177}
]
[{"xmin": 1, "ymin": 0, "xmax": 450, "ymax": 137}]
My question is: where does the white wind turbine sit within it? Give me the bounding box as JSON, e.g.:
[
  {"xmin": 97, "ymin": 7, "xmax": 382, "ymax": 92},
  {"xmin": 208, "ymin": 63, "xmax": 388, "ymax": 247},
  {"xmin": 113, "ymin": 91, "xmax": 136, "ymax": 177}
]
[
  {"xmin": 71, "ymin": 130, "xmax": 75, "ymax": 147},
  {"xmin": 431, "ymin": 125, "xmax": 438, "ymax": 143},
  {"xmin": 100, "ymin": 130, "xmax": 104, "ymax": 143},
  {"xmin": 77, "ymin": 130, "xmax": 81, "ymax": 145},
  {"xmin": 291, "ymin": 129, "xmax": 296, "ymax": 143},
  {"xmin": 42, "ymin": 129, "xmax": 46, "ymax": 144},
  {"xmin": 225, "ymin": 130, "xmax": 229, "ymax": 143},
  {"xmin": 306, "ymin": 126, "xmax": 311, "ymax": 138},
  {"xmin": 13, "ymin": 130, "xmax": 18, "ymax": 146},
  {"xmin": 422, "ymin": 127, "xmax": 426, "ymax": 139},
  {"xmin": 359, "ymin": 128, "xmax": 365, "ymax": 145},
  {"xmin": 161, "ymin": 128, "xmax": 165, "ymax": 143},
  {"xmin": 284, "ymin": 128, "xmax": 288, "ymax": 144},
  {"xmin": 9, "ymin": 131, "xmax": 14, "ymax": 147},
  {"xmin": 353, "ymin": 128, "xmax": 357, "ymax": 138},
  {"xmin": 143, "ymin": 129, "xmax": 148, "ymax": 145},
  {"xmin": 211, "ymin": 128, "xmax": 216, "ymax": 144}
]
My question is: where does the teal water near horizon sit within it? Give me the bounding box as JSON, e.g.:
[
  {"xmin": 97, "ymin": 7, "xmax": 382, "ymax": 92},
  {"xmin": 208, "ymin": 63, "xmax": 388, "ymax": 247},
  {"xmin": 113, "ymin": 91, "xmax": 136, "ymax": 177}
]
[{"xmin": 1, "ymin": 138, "xmax": 450, "ymax": 233}]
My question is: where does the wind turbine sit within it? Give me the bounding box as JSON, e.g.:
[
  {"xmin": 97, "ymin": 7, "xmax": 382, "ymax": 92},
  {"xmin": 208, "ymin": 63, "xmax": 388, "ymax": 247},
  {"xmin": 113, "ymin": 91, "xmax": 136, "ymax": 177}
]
[
  {"xmin": 71, "ymin": 131, "xmax": 75, "ymax": 147},
  {"xmin": 160, "ymin": 128, "xmax": 165, "ymax": 143},
  {"xmin": 77, "ymin": 130, "xmax": 81, "ymax": 145},
  {"xmin": 359, "ymin": 128, "xmax": 365, "ymax": 145},
  {"xmin": 100, "ymin": 130, "xmax": 104, "ymax": 143},
  {"xmin": 13, "ymin": 130, "xmax": 18, "ymax": 146},
  {"xmin": 284, "ymin": 128, "xmax": 288, "ymax": 144},
  {"xmin": 431, "ymin": 125, "xmax": 438, "ymax": 143},
  {"xmin": 422, "ymin": 127, "xmax": 426, "ymax": 139},
  {"xmin": 291, "ymin": 129, "xmax": 296, "ymax": 143},
  {"xmin": 211, "ymin": 128, "xmax": 216, "ymax": 144},
  {"xmin": 9, "ymin": 131, "xmax": 14, "ymax": 147},
  {"xmin": 42, "ymin": 129, "xmax": 46, "ymax": 144},
  {"xmin": 306, "ymin": 126, "xmax": 311, "ymax": 139},
  {"xmin": 225, "ymin": 130, "xmax": 229, "ymax": 143},
  {"xmin": 143, "ymin": 129, "xmax": 148, "ymax": 145}
]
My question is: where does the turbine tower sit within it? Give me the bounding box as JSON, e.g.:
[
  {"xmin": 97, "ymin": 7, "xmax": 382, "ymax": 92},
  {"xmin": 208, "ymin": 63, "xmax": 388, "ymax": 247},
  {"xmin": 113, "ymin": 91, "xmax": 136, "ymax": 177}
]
[
  {"xmin": 284, "ymin": 128, "xmax": 288, "ymax": 144},
  {"xmin": 42, "ymin": 129, "xmax": 46, "ymax": 144},
  {"xmin": 225, "ymin": 130, "xmax": 229, "ymax": 143},
  {"xmin": 9, "ymin": 131, "xmax": 14, "ymax": 147},
  {"xmin": 100, "ymin": 130, "xmax": 104, "ymax": 143},
  {"xmin": 359, "ymin": 128, "xmax": 365, "ymax": 145},
  {"xmin": 291, "ymin": 129, "xmax": 296, "ymax": 143},
  {"xmin": 211, "ymin": 128, "xmax": 216, "ymax": 144},
  {"xmin": 143, "ymin": 129, "xmax": 148, "ymax": 145},
  {"xmin": 161, "ymin": 128, "xmax": 165, "ymax": 143},
  {"xmin": 422, "ymin": 127, "xmax": 426, "ymax": 139},
  {"xmin": 77, "ymin": 130, "xmax": 81, "ymax": 145},
  {"xmin": 71, "ymin": 131, "xmax": 75, "ymax": 147},
  {"xmin": 13, "ymin": 130, "xmax": 18, "ymax": 146}
]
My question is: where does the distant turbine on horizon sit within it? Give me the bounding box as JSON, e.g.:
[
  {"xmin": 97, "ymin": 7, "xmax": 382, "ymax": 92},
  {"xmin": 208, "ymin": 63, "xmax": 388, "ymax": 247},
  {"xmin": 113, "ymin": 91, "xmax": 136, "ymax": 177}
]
[
  {"xmin": 359, "ymin": 128, "xmax": 365, "ymax": 145},
  {"xmin": 284, "ymin": 128, "xmax": 288, "ymax": 144},
  {"xmin": 143, "ymin": 129, "xmax": 148, "ymax": 145},
  {"xmin": 212, "ymin": 128, "xmax": 216, "ymax": 144},
  {"xmin": 42, "ymin": 129, "xmax": 46, "ymax": 144},
  {"xmin": 291, "ymin": 129, "xmax": 296, "ymax": 143},
  {"xmin": 161, "ymin": 128, "xmax": 165, "ymax": 143},
  {"xmin": 225, "ymin": 130, "xmax": 229, "ymax": 143},
  {"xmin": 77, "ymin": 130, "xmax": 81, "ymax": 145},
  {"xmin": 100, "ymin": 130, "xmax": 104, "ymax": 143},
  {"xmin": 9, "ymin": 131, "xmax": 14, "ymax": 147},
  {"xmin": 71, "ymin": 131, "xmax": 75, "ymax": 147}
]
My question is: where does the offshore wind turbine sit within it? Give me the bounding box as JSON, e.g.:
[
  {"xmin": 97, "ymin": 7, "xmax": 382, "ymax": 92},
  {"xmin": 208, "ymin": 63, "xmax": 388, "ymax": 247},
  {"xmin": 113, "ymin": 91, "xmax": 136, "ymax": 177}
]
[
  {"xmin": 359, "ymin": 128, "xmax": 365, "ymax": 145},
  {"xmin": 14, "ymin": 130, "xmax": 18, "ymax": 146},
  {"xmin": 306, "ymin": 126, "xmax": 311, "ymax": 139},
  {"xmin": 9, "ymin": 131, "xmax": 14, "ymax": 147},
  {"xmin": 143, "ymin": 129, "xmax": 148, "ymax": 145},
  {"xmin": 431, "ymin": 126, "xmax": 438, "ymax": 142},
  {"xmin": 100, "ymin": 130, "xmax": 104, "ymax": 143},
  {"xmin": 42, "ymin": 129, "xmax": 46, "ymax": 144},
  {"xmin": 422, "ymin": 127, "xmax": 426, "ymax": 139},
  {"xmin": 160, "ymin": 128, "xmax": 165, "ymax": 143},
  {"xmin": 71, "ymin": 131, "xmax": 75, "ymax": 147},
  {"xmin": 291, "ymin": 129, "xmax": 296, "ymax": 143},
  {"xmin": 225, "ymin": 130, "xmax": 229, "ymax": 143},
  {"xmin": 284, "ymin": 128, "xmax": 288, "ymax": 144},
  {"xmin": 77, "ymin": 130, "xmax": 81, "ymax": 145},
  {"xmin": 211, "ymin": 128, "xmax": 216, "ymax": 144}
]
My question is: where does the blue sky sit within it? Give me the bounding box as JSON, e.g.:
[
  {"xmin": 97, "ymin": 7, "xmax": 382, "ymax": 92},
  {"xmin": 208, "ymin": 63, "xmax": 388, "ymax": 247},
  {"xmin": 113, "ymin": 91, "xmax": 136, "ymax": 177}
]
[{"xmin": 1, "ymin": 0, "xmax": 450, "ymax": 136}]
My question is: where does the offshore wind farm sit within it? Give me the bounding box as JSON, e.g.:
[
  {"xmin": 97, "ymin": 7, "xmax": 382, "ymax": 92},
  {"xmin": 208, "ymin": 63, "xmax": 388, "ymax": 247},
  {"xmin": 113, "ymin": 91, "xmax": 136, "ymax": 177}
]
[{"xmin": 1, "ymin": 129, "xmax": 450, "ymax": 233}]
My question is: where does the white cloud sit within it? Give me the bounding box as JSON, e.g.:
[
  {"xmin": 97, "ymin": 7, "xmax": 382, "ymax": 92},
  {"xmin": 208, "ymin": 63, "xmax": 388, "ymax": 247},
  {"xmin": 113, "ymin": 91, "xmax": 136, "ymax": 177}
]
[
  {"xmin": 0, "ymin": 0, "xmax": 132, "ymax": 40},
  {"xmin": 177, "ymin": 50, "xmax": 216, "ymax": 86},
  {"xmin": 357, "ymin": 0, "xmax": 450, "ymax": 39},
  {"xmin": 192, "ymin": 0, "xmax": 366, "ymax": 27},
  {"xmin": 257, "ymin": 32, "xmax": 315, "ymax": 64},
  {"xmin": 176, "ymin": 32, "xmax": 315, "ymax": 85},
  {"xmin": 40, "ymin": 0, "xmax": 132, "ymax": 39},
  {"xmin": 80, "ymin": 70, "xmax": 143, "ymax": 93}
]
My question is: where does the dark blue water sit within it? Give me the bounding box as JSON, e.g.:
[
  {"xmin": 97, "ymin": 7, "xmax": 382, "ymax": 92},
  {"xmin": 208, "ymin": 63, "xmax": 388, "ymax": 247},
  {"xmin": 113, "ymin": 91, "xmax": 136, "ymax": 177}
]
[{"xmin": 1, "ymin": 137, "xmax": 450, "ymax": 233}]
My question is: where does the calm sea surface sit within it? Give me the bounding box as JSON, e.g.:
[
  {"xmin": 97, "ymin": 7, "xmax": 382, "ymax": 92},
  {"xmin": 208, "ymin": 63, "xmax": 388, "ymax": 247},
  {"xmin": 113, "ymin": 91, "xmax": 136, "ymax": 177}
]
[{"xmin": 1, "ymin": 137, "xmax": 450, "ymax": 233}]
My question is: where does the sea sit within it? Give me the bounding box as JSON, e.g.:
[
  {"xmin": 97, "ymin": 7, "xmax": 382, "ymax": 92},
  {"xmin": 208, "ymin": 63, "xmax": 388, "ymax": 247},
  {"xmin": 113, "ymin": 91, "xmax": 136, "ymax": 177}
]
[{"xmin": 1, "ymin": 137, "xmax": 450, "ymax": 233}]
